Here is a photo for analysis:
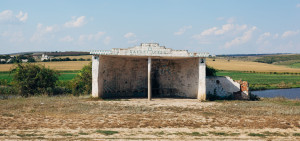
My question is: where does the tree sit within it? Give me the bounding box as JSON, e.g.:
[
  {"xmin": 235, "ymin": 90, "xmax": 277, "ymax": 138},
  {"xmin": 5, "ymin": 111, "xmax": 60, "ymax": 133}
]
[
  {"xmin": 11, "ymin": 63, "xmax": 59, "ymax": 97},
  {"xmin": 72, "ymin": 62, "xmax": 92, "ymax": 95},
  {"xmin": 206, "ymin": 66, "xmax": 217, "ymax": 76}
]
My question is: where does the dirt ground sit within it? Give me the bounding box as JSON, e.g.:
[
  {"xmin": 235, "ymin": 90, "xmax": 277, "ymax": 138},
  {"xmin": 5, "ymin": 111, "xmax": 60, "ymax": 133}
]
[{"xmin": 0, "ymin": 96, "xmax": 300, "ymax": 140}]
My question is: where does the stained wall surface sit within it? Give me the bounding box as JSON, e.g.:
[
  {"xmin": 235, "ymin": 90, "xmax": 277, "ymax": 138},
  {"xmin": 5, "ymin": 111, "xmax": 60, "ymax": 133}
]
[
  {"xmin": 99, "ymin": 56, "xmax": 200, "ymax": 98},
  {"xmin": 206, "ymin": 76, "xmax": 240, "ymax": 96}
]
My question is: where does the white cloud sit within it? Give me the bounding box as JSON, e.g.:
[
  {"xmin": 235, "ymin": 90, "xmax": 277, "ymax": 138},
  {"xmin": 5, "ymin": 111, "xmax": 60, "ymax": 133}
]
[
  {"xmin": 1, "ymin": 31, "xmax": 24, "ymax": 42},
  {"xmin": 297, "ymin": 3, "xmax": 300, "ymax": 8},
  {"xmin": 215, "ymin": 24, "xmax": 235, "ymax": 35},
  {"xmin": 124, "ymin": 32, "xmax": 136, "ymax": 38},
  {"xmin": 174, "ymin": 25, "xmax": 192, "ymax": 35},
  {"xmin": 60, "ymin": 36, "xmax": 74, "ymax": 42},
  {"xmin": 30, "ymin": 23, "xmax": 58, "ymax": 42},
  {"xmin": 128, "ymin": 39, "xmax": 138, "ymax": 44},
  {"xmin": 16, "ymin": 11, "xmax": 28, "ymax": 22},
  {"xmin": 78, "ymin": 32, "xmax": 105, "ymax": 42},
  {"xmin": 103, "ymin": 36, "xmax": 111, "ymax": 45},
  {"xmin": 64, "ymin": 16, "xmax": 86, "ymax": 28},
  {"xmin": 224, "ymin": 26, "xmax": 256, "ymax": 48},
  {"xmin": 227, "ymin": 17, "xmax": 235, "ymax": 23},
  {"xmin": 281, "ymin": 30, "xmax": 299, "ymax": 38},
  {"xmin": 200, "ymin": 27, "xmax": 218, "ymax": 36},
  {"xmin": 0, "ymin": 10, "xmax": 28, "ymax": 23},
  {"xmin": 257, "ymin": 32, "xmax": 271, "ymax": 43}
]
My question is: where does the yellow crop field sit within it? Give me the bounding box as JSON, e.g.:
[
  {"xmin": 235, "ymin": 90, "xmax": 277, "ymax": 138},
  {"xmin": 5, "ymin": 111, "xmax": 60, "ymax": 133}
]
[
  {"xmin": 53, "ymin": 55, "xmax": 92, "ymax": 59},
  {"xmin": 0, "ymin": 61, "xmax": 90, "ymax": 72},
  {"xmin": 207, "ymin": 58, "xmax": 300, "ymax": 73}
]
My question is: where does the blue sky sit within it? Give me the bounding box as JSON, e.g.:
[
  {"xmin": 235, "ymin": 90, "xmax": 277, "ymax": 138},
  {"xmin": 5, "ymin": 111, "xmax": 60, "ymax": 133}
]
[{"xmin": 1, "ymin": 0, "xmax": 300, "ymax": 55}]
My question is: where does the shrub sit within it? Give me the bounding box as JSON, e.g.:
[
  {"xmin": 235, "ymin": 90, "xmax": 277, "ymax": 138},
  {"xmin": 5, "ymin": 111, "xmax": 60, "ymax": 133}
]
[
  {"xmin": 11, "ymin": 63, "xmax": 59, "ymax": 97},
  {"xmin": 72, "ymin": 62, "xmax": 92, "ymax": 95},
  {"xmin": 206, "ymin": 65, "xmax": 217, "ymax": 76}
]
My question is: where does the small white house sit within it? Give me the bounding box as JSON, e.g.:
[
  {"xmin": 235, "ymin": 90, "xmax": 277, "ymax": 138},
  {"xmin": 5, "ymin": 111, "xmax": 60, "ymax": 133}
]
[{"xmin": 41, "ymin": 54, "xmax": 50, "ymax": 61}]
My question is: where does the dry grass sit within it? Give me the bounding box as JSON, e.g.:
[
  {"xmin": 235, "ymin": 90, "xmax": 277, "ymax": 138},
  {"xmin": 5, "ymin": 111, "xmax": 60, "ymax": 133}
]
[
  {"xmin": 207, "ymin": 58, "xmax": 300, "ymax": 73},
  {"xmin": 0, "ymin": 96, "xmax": 300, "ymax": 140},
  {"xmin": 0, "ymin": 61, "xmax": 90, "ymax": 71}
]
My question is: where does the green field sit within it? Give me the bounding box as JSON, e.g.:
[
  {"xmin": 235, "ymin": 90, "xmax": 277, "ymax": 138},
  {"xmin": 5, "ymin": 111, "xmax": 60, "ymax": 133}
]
[
  {"xmin": 217, "ymin": 71, "xmax": 300, "ymax": 90},
  {"xmin": 2, "ymin": 70, "xmax": 300, "ymax": 90},
  {"xmin": 289, "ymin": 63, "xmax": 300, "ymax": 68},
  {"xmin": 0, "ymin": 71, "xmax": 79, "ymax": 83}
]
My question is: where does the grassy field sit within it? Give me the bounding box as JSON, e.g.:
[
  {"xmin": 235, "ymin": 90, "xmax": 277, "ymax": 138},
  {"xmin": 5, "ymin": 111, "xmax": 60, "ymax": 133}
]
[
  {"xmin": 0, "ymin": 71, "xmax": 79, "ymax": 83},
  {"xmin": 0, "ymin": 61, "xmax": 90, "ymax": 72},
  {"xmin": 207, "ymin": 58, "xmax": 300, "ymax": 73},
  {"xmin": 217, "ymin": 71, "xmax": 300, "ymax": 90},
  {"xmin": 0, "ymin": 96, "xmax": 299, "ymax": 140}
]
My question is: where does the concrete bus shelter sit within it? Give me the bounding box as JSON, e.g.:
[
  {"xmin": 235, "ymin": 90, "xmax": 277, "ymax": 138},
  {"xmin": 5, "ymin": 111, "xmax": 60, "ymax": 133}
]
[{"xmin": 90, "ymin": 43, "xmax": 209, "ymax": 101}]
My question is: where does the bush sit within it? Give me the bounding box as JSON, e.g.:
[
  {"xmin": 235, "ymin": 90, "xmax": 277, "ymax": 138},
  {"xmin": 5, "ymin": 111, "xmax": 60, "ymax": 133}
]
[
  {"xmin": 206, "ymin": 65, "xmax": 217, "ymax": 76},
  {"xmin": 11, "ymin": 63, "xmax": 59, "ymax": 97},
  {"xmin": 72, "ymin": 62, "xmax": 92, "ymax": 95}
]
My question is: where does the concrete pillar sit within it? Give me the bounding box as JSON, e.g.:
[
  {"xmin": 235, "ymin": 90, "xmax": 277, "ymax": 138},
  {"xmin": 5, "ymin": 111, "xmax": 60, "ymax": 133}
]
[
  {"xmin": 148, "ymin": 57, "xmax": 152, "ymax": 101},
  {"xmin": 197, "ymin": 58, "xmax": 206, "ymax": 101},
  {"xmin": 92, "ymin": 55, "xmax": 100, "ymax": 98}
]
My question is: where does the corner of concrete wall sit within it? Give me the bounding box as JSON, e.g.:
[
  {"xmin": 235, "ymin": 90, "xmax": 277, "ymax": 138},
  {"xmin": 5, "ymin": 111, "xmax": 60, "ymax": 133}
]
[{"xmin": 92, "ymin": 55, "xmax": 99, "ymax": 98}]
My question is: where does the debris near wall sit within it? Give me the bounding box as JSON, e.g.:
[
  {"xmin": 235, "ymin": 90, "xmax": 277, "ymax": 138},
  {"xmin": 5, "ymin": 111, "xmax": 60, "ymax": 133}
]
[
  {"xmin": 206, "ymin": 76, "xmax": 249, "ymax": 100},
  {"xmin": 233, "ymin": 80, "xmax": 249, "ymax": 100}
]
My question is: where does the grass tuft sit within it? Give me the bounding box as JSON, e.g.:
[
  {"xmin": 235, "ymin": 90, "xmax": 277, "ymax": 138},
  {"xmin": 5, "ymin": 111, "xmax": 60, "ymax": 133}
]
[{"xmin": 96, "ymin": 130, "xmax": 119, "ymax": 135}]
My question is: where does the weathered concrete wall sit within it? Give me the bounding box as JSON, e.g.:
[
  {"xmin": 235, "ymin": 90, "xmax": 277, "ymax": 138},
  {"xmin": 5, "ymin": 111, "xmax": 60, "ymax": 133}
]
[
  {"xmin": 96, "ymin": 56, "xmax": 200, "ymax": 98},
  {"xmin": 206, "ymin": 76, "xmax": 240, "ymax": 97},
  {"xmin": 100, "ymin": 56, "xmax": 148, "ymax": 98},
  {"xmin": 151, "ymin": 58, "xmax": 199, "ymax": 98}
]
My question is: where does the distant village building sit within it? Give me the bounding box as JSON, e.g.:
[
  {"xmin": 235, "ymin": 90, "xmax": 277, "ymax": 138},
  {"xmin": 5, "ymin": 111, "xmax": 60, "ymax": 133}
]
[
  {"xmin": 41, "ymin": 54, "xmax": 50, "ymax": 61},
  {"xmin": 0, "ymin": 59, "xmax": 6, "ymax": 62},
  {"xmin": 21, "ymin": 59, "xmax": 28, "ymax": 63},
  {"xmin": 90, "ymin": 43, "xmax": 249, "ymax": 101}
]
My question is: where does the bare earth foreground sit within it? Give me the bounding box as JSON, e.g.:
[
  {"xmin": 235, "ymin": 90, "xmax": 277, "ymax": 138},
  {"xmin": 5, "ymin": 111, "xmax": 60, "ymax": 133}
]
[{"xmin": 0, "ymin": 96, "xmax": 300, "ymax": 140}]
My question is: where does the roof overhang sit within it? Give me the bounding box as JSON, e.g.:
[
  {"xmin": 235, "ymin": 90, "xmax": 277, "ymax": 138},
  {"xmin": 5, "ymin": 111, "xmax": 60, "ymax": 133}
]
[{"xmin": 90, "ymin": 43, "xmax": 209, "ymax": 58}]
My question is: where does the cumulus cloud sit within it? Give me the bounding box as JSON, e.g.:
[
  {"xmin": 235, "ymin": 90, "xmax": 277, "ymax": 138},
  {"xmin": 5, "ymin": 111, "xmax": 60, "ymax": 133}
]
[
  {"xmin": 103, "ymin": 36, "xmax": 111, "ymax": 45},
  {"xmin": 79, "ymin": 32, "xmax": 105, "ymax": 42},
  {"xmin": 124, "ymin": 32, "xmax": 136, "ymax": 38},
  {"xmin": 30, "ymin": 23, "xmax": 58, "ymax": 42},
  {"xmin": 281, "ymin": 30, "xmax": 299, "ymax": 38},
  {"xmin": 1, "ymin": 31, "xmax": 25, "ymax": 42},
  {"xmin": 174, "ymin": 25, "xmax": 192, "ymax": 35},
  {"xmin": 0, "ymin": 10, "xmax": 28, "ymax": 23},
  {"xmin": 257, "ymin": 32, "xmax": 271, "ymax": 43},
  {"xmin": 60, "ymin": 36, "xmax": 74, "ymax": 42},
  {"xmin": 224, "ymin": 26, "xmax": 257, "ymax": 48},
  {"xmin": 16, "ymin": 11, "xmax": 28, "ymax": 22},
  {"xmin": 192, "ymin": 24, "xmax": 248, "ymax": 42},
  {"xmin": 64, "ymin": 16, "xmax": 86, "ymax": 28}
]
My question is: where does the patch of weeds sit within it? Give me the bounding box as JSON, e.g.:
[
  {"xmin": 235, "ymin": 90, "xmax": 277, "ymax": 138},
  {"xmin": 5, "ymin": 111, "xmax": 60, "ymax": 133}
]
[
  {"xmin": 209, "ymin": 131, "xmax": 240, "ymax": 136},
  {"xmin": 2, "ymin": 113, "xmax": 13, "ymax": 117},
  {"xmin": 57, "ymin": 132, "xmax": 74, "ymax": 136},
  {"xmin": 0, "ymin": 133, "xmax": 6, "ymax": 136},
  {"xmin": 248, "ymin": 133, "xmax": 266, "ymax": 137},
  {"xmin": 263, "ymin": 131, "xmax": 288, "ymax": 136},
  {"xmin": 174, "ymin": 132, "xmax": 207, "ymax": 136},
  {"xmin": 17, "ymin": 134, "xmax": 38, "ymax": 137},
  {"xmin": 96, "ymin": 130, "xmax": 119, "ymax": 135},
  {"xmin": 201, "ymin": 112, "xmax": 215, "ymax": 116},
  {"xmin": 293, "ymin": 133, "xmax": 300, "ymax": 136},
  {"xmin": 154, "ymin": 131, "xmax": 164, "ymax": 136},
  {"xmin": 78, "ymin": 132, "xmax": 89, "ymax": 135}
]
